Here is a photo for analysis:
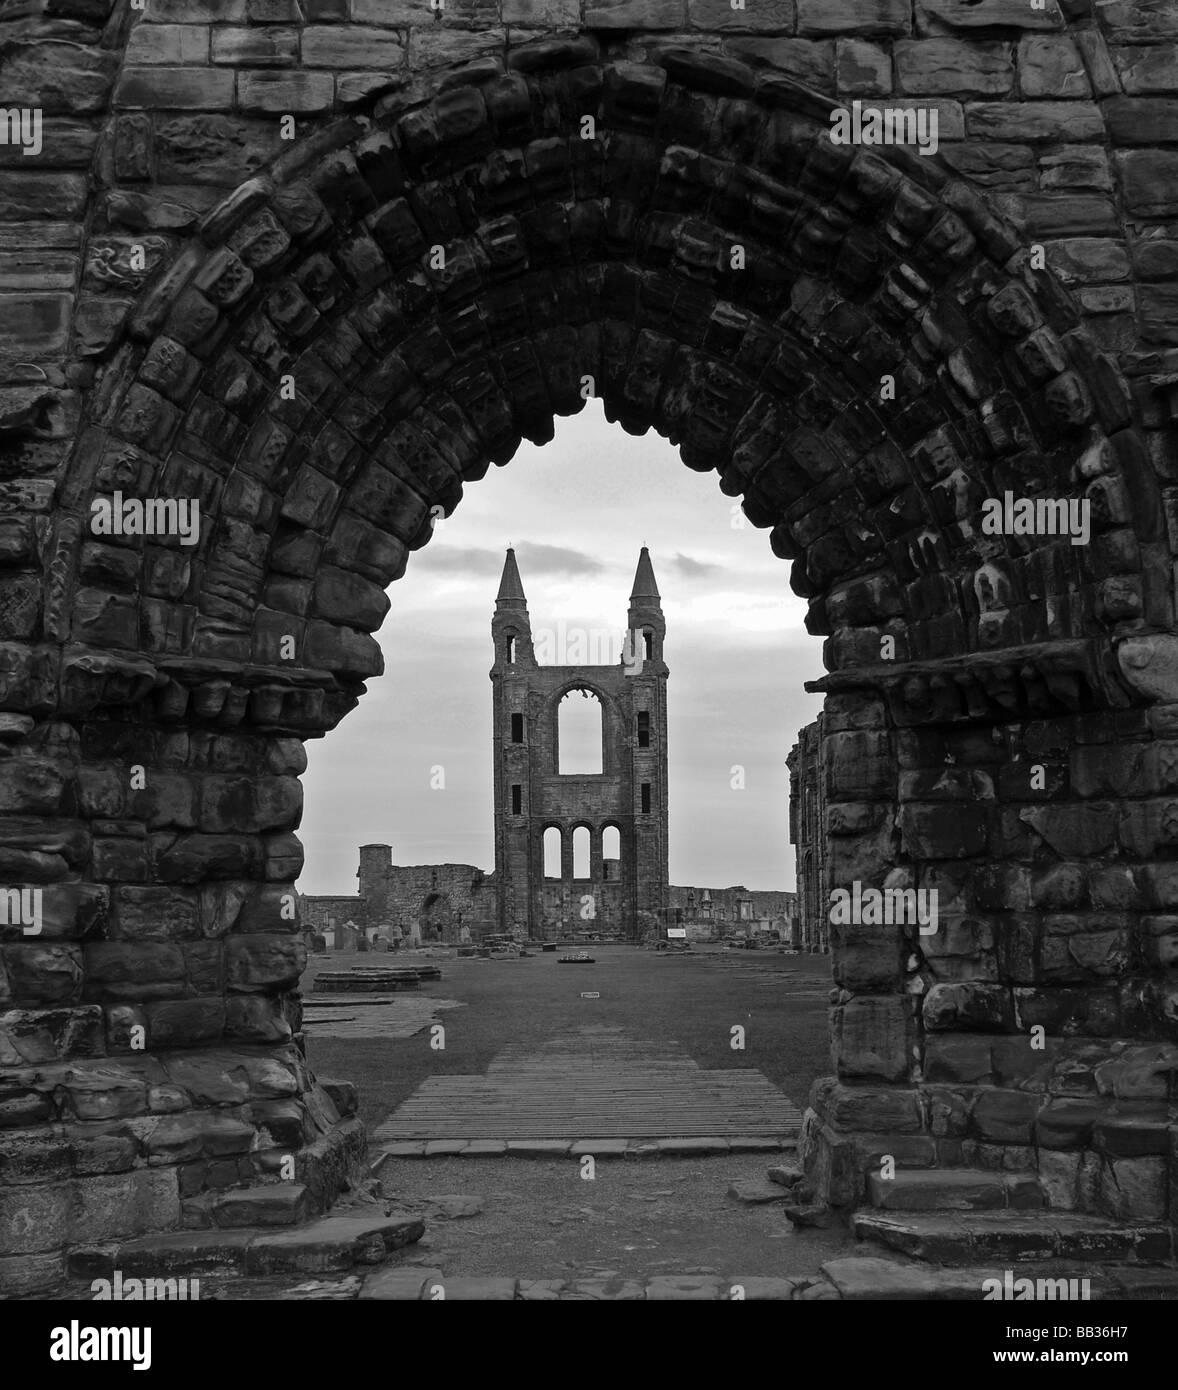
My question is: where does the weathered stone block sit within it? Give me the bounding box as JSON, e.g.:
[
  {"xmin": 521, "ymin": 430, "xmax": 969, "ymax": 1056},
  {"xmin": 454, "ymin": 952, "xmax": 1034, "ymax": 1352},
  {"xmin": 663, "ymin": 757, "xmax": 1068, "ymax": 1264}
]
[
  {"xmin": 0, "ymin": 39, "xmax": 120, "ymax": 114},
  {"xmin": 899, "ymin": 803, "xmax": 988, "ymax": 858},
  {"xmin": 126, "ymin": 24, "xmax": 211, "ymax": 65},
  {"xmin": 301, "ymin": 25, "xmax": 407, "ymax": 66},
  {"xmin": 1017, "ymin": 35, "xmax": 1090, "ymax": 97},
  {"xmin": 84, "ymin": 943, "xmax": 185, "ymax": 1002},
  {"xmin": 925, "ymin": 1035, "xmax": 994, "ymax": 1085},
  {"xmin": 116, "ymin": 68, "xmax": 236, "ymax": 109},
  {"xmin": 896, "ymin": 39, "xmax": 1011, "ymax": 95},
  {"xmin": 0, "ymin": 1006, "xmax": 103, "ymax": 1066},
  {"xmin": 1037, "ymin": 1147, "xmax": 1081, "ymax": 1210},
  {"xmin": 923, "ymin": 984, "xmax": 1012, "ymax": 1032},
  {"xmin": 965, "ymin": 101, "xmax": 1103, "ymax": 142},
  {"xmin": 143, "ymin": 999, "xmax": 226, "ymax": 1048},
  {"xmin": 1097, "ymin": 1155, "xmax": 1168, "ymax": 1220},
  {"xmin": 211, "ymin": 26, "xmax": 298, "ymax": 65},
  {"xmin": 1113, "ymin": 43, "xmax": 1178, "ymax": 94},
  {"xmin": 1118, "ymin": 151, "xmax": 1178, "ymax": 218},
  {"xmin": 0, "ymin": 1179, "xmax": 73, "ymax": 1253},
  {"xmin": 972, "ymin": 1089, "xmax": 1043, "ymax": 1144},
  {"xmin": 798, "ymin": 0, "xmax": 907, "ymax": 35},
  {"xmin": 723, "ymin": 37, "xmax": 834, "ymax": 85},
  {"xmin": 237, "ymin": 72, "xmax": 336, "ymax": 115},
  {"xmin": 225, "ymin": 935, "xmax": 306, "ymax": 991},
  {"xmin": 833, "ymin": 997, "xmax": 911, "ymax": 1082},
  {"xmin": 2, "ymin": 944, "xmax": 83, "ymax": 1006},
  {"xmin": 1035, "ymin": 1097, "xmax": 1105, "ymax": 1149},
  {"xmin": 73, "ymin": 1168, "xmax": 182, "ymax": 1244}
]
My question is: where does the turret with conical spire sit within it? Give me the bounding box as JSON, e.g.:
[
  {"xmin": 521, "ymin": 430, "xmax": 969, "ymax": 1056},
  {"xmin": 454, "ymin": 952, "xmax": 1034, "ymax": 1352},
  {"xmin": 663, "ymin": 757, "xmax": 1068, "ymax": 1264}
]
[
  {"xmin": 492, "ymin": 546, "xmax": 534, "ymax": 669},
  {"xmin": 496, "ymin": 547, "xmax": 527, "ymax": 610},
  {"xmin": 627, "ymin": 546, "xmax": 665, "ymax": 668},
  {"xmin": 630, "ymin": 546, "xmax": 661, "ymax": 603}
]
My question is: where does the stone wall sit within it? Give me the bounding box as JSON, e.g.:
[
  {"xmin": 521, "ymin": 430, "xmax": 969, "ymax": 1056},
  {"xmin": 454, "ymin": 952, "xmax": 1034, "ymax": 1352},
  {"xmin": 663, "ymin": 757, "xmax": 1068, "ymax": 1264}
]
[
  {"xmin": 1, "ymin": 0, "xmax": 1177, "ymax": 1293},
  {"xmin": 667, "ymin": 883, "xmax": 796, "ymax": 930},
  {"xmin": 357, "ymin": 844, "xmax": 497, "ymax": 939},
  {"xmin": 788, "ymin": 716, "xmax": 830, "ymax": 951}
]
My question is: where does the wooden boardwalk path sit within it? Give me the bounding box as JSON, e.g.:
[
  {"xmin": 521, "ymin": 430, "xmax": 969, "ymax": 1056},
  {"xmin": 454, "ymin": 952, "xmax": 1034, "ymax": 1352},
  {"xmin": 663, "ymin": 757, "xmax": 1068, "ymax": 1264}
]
[{"xmin": 373, "ymin": 1027, "xmax": 802, "ymax": 1142}]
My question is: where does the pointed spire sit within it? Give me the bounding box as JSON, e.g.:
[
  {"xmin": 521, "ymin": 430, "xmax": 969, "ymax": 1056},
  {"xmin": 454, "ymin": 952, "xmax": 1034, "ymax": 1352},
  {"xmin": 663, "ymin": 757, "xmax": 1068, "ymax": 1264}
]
[
  {"xmin": 630, "ymin": 546, "xmax": 660, "ymax": 603},
  {"xmin": 496, "ymin": 547, "xmax": 527, "ymax": 608}
]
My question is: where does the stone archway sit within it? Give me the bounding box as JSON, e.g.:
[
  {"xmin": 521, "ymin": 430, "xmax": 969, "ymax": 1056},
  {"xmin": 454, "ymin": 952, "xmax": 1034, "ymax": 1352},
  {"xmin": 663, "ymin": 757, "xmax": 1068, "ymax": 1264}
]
[
  {"xmin": 418, "ymin": 889, "xmax": 452, "ymax": 941},
  {"xmin": 2, "ymin": 9, "xmax": 1178, "ymax": 1294}
]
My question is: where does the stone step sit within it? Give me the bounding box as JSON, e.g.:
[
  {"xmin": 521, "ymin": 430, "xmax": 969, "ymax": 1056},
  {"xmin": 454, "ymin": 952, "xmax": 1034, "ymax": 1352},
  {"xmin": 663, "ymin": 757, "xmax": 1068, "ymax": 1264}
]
[
  {"xmin": 203, "ymin": 1184, "xmax": 312, "ymax": 1229},
  {"xmin": 867, "ymin": 1168, "xmax": 1043, "ymax": 1213},
  {"xmin": 372, "ymin": 1136, "xmax": 795, "ymax": 1163},
  {"xmin": 69, "ymin": 1211, "xmax": 426, "ymax": 1280},
  {"xmin": 822, "ymin": 1256, "xmax": 1178, "ymax": 1302},
  {"xmin": 853, "ymin": 1210, "xmax": 1175, "ymax": 1265}
]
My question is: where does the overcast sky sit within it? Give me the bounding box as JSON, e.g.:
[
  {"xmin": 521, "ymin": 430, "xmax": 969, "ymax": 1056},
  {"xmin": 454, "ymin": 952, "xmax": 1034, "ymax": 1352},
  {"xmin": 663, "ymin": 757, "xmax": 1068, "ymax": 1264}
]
[{"xmin": 299, "ymin": 402, "xmax": 826, "ymax": 895}]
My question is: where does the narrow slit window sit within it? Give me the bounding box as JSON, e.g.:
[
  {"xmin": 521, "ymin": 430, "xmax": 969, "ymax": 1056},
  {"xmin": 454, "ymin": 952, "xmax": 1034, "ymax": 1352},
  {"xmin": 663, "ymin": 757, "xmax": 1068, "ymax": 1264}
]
[
  {"xmin": 643, "ymin": 630, "xmax": 653, "ymax": 660},
  {"xmin": 512, "ymin": 784, "xmax": 521, "ymax": 816},
  {"xmin": 637, "ymin": 711, "xmax": 650, "ymax": 748},
  {"xmin": 506, "ymin": 636, "xmax": 516, "ymax": 664},
  {"xmin": 641, "ymin": 783, "xmax": 651, "ymax": 814},
  {"xmin": 511, "ymin": 712, "xmax": 524, "ymax": 743}
]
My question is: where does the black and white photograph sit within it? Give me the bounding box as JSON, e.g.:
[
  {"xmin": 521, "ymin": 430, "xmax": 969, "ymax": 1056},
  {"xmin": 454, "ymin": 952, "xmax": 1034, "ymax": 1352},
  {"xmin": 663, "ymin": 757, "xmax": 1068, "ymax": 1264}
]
[{"xmin": 0, "ymin": 0, "xmax": 1175, "ymax": 1358}]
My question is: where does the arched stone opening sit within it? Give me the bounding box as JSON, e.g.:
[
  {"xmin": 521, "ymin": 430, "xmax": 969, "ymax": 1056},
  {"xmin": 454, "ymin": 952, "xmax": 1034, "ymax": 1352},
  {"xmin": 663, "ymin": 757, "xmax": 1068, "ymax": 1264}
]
[
  {"xmin": 418, "ymin": 889, "xmax": 452, "ymax": 942},
  {"xmin": 3, "ymin": 38, "xmax": 1177, "ymax": 1291},
  {"xmin": 556, "ymin": 686, "xmax": 606, "ymax": 775}
]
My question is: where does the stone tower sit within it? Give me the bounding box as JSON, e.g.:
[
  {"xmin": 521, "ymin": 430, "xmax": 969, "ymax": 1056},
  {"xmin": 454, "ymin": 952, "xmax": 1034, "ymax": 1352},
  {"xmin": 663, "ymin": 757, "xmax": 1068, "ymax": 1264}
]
[{"xmin": 490, "ymin": 548, "xmax": 669, "ymax": 940}]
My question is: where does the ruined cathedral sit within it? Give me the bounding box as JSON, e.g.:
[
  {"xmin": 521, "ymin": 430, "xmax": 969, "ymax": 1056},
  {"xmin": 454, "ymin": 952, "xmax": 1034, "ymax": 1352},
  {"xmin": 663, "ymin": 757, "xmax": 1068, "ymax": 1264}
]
[
  {"xmin": 492, "ymin": 546, "xmax": 670, "ymax": 939},
  {"xmin": 301, "ymin": 549, "xmax": 672, "ymax": 943}
]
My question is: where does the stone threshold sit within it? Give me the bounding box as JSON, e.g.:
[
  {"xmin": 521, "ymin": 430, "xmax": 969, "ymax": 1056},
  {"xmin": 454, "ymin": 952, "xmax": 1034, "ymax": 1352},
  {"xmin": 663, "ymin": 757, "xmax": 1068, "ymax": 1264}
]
[
  {"xmin": 360, "ymin": 1258, "xmax": 1178, "ymax": 1301},
  {"xmin": 372, "ymin": 1137, "xmax": 797, "ymax": 1162},
  {"xmin": 67, "ymin": 1211, "xmax": 427, "ymax": 1283}
]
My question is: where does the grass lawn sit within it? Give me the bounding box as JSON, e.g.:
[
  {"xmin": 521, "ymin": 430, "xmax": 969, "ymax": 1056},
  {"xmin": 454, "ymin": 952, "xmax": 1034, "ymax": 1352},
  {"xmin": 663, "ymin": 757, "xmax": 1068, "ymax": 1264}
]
[
  {"xmin": 303, "ymin": 945, "xmax": 835, "ymax": 1133},
  {"xmin": 300, "ymin": 946, "xmax": 849, "ymax": 1282}
]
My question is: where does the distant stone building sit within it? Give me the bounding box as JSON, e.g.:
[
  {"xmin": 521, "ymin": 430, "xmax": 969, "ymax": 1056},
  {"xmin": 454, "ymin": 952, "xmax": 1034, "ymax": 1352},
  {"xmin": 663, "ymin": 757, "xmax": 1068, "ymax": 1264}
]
[
  {"xmin": 301, "ymin": 550, "xmax": 792, "ymax": 947},
  {"xmin": 300, "ymin": 850, "xmax": 497, "ymax": 948},
  {"xmin": 666, "ymin": 885, "xmax": 797, "ymax": 943},
  {"xmin": 491, "ymin": 546, "xmax": 669, "ymax": 941},
  {"xmin": 787, "ymin": 717, "xmax": 829, "ymax": 953}
]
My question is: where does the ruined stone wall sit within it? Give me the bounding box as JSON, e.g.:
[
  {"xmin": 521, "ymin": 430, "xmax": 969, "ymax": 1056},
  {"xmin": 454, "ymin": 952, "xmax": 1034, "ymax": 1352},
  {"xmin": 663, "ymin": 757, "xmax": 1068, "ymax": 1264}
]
[
  {"xmin": 300, "ymin": 849, "xmax": 497, "ymax": 939},
  {"xmin": 788, "ymin": 715, "xmax": 830, "ymax": 951},
  {"xmin": 360, "ymin": 852, "xmax": 497, "ymax": 938},
  {"xmin": 802, "ymin": 684, "xmax": 1178, "ymax": 1227},
  {"xmin": 1, "ymin": 0, "xmax": 1177, "ymax": 1294},
  {"xmin": 4, "ymin": 0, "xmax": 1178, "ymax": 404},
  {"xmin": 667, "ymin": 883, "xmax": 796, "ymax": 925},
  {"xmin": 298, "ymin": 892, "xmax": 363, "ymax": 933}
]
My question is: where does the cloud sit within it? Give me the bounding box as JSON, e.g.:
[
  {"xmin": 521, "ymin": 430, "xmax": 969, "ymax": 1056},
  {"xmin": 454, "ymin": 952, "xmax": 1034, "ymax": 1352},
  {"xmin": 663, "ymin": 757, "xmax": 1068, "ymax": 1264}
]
[
  {"xmin": 514, "ymin": 542, "xmax": 606, "ymax": 578},
  {"xmin": 411, "ymin": 545, "xmax": 504, "ymax": 579},
  {"xmin": 670, "ymin": 551, "xmax": 721, "ymax": 580},
  {"xmin": 411, "ymin": 540, "xmax": 606, "ymax": 585}
]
